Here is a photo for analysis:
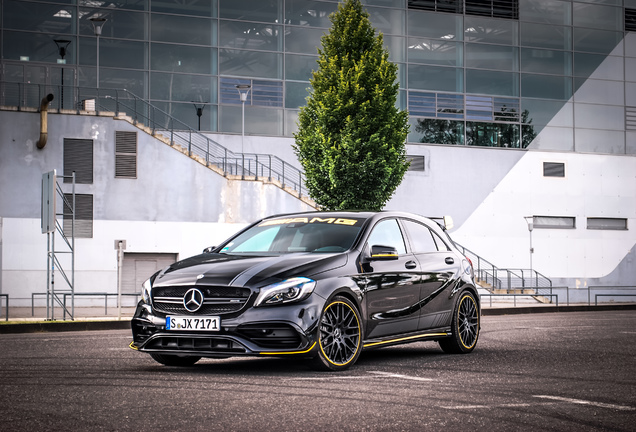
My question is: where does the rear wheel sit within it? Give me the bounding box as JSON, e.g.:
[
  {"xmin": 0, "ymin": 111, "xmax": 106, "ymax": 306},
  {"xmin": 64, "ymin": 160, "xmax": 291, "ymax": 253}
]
[
  {"xmin": 311, "ymin": 296, "xmax": 362, "ymax": 371},
  {"xmin": 149, "ymin": 353, "xmax": 201, "ymax": 366},
  {"xmin": 439, "ymin": 291, "xmax": 480, "ymax": 354}
]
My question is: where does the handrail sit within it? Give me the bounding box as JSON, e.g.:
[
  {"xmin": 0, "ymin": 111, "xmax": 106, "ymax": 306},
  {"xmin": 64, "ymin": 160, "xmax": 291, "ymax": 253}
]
[
  {"xmin": 456, "ymin": 242, "xmax": 552, "ymax": 294},
  {"xmin": 0, "ymin": 81, "xmax": 310, "ymax": 201}
]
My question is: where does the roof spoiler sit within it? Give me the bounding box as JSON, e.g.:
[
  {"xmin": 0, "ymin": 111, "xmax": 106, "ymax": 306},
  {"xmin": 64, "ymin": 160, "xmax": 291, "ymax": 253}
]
[{"xmin": 429, "ymin": 215, "xmax": 454, "ymax": 231}]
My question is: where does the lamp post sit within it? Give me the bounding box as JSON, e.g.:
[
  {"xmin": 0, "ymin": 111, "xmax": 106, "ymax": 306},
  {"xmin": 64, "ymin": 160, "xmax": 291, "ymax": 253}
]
[
  {"xmin": 54, "ymin": 39, "xmax": 71, "ymax": 109},
  {"xmin": 90, "ymin": 18, "xmax": 107, "ymax": 90},
  {"xmin": 236, "ymin": 84, "xmax": 251, "ymax": 179},
  {"xmin": 193, "ymin": 103, "xmax": 205, "ymax": 131},
  {"xmin": 523, "ymin": 216, "xmax": 534, "ymax": 290}
]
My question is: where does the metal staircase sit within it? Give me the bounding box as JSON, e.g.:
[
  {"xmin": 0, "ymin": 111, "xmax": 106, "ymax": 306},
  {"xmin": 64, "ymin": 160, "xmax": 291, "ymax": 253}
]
[
  {"xmin": 455, "ymin": 243, "xmax": 554, "ymax": 304},
  {"xmin": 0, "ymin": 81, "xmax": 316, "ymax": 208}
]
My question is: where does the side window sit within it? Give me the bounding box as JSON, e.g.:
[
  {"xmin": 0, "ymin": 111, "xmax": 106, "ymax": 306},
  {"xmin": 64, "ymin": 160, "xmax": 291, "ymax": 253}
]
[
  {"xmin": 431, "ymin": 231, "xmax": 450, "ymax": 251},
  {"xmin": 403, "ymin": 219, "xmax": 451, "ymax": 253},
  {"xmin": 402, "ymin": 220, "xmax": 437, "ymax": 253},
  {"xmin": 367, "ymin": 219, "xmax": 407, "ymax": 255}
]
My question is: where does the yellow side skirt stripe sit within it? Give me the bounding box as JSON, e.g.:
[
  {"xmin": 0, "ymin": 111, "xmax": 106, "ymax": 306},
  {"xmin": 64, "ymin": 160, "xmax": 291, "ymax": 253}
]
[
  {"xmin": 260, "ymin": 341, "xmax": 317, "ymax": 355},
  {"xmin": 363, "ymin": 332, "xmax": 449, "ymax": 348}
]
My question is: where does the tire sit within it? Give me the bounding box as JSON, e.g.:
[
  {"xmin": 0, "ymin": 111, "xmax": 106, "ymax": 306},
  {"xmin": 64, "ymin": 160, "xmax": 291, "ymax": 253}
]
[
  {"xmin": 311, "ymin": 296, "xmax": 363, "ymax": 371},
  {"xmin": 149, "ymin": 353, "xmax": 201, "ymax": 366},
  {"xmin": 439, "ymin": 291, "xmax": 480, "ymax": 354}
]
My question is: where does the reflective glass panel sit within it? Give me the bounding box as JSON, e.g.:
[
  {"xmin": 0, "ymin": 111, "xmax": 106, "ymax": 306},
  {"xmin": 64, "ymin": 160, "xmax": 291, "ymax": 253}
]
[
  {"xmin": 79, "ymin": 9, "xmax": 146, "ymax": 40},
  {"xmin": 80, "ymin": 37, "xmax": 146, "ymax": 70},
  {"xmin": 466, "ymin": 70, "xmax": 518, "ymax": 97},
  {"xmin": 409, "ymin": 117, "xmax": 465, "ymax": 145},
  {"xmin": 573, "ymin": 3, "xmax": 622, "ymax": 31},
  {"xmin": 220, "ymin": 0, "xmax": 282, "ymax": 23},
  {"xmin": 285, "ymin": 109, "xmax": 300, "ymax": 136},
  {"xmin": 362, "ymin": 0, "xmax": 406, "ymax": 6},
  {"xmin": 408, "ymin": 38, "xmax": 461, "ymax": 66},
  {"xmin": 521, "ymin": 74, "xmax": 571, "ymax": 100},
  {"xmin": 384, "ymin": 35, "xmax": 406, "ymax": 63},
  {"xmin": 285, "ymin": 26, "xmax": 324, "ymax": 54},
  {"xmin": 150, "ymin": 72, "xmax": 216, "ymax": 103},
  {"xmin": 285, "ymin": 0, "xmax": 337, "ymax": 27},
  {"xmin": 79, "ymin": 0, "xmax": 147, "ymax": 10},
  {"xmin": 151, "ymin": 43, "xmax": 214, "ymax": 74},
  {"xmin": 521, "ymin": 49, "xmax": 571, "ymax": 75},
  {"xmin": 5, "ymin": 1, "xmax": 74, "ymax": 33},
  {"xmin": 464, "ymin": 16, "xmax": 518, "ymax": 45},
  {"xmin": 520, "ymin": 22, "xmax": 570, "ymax": 50},
  {"xmin": 151, "ymin": 0, "xmax": 216, "ymax": 17},
  {"xmin": 80, "ymin": 67, "xmax": 146, "ymax": 98},
  {"xmin": 151, "ymin": 14, "xmax": 214, "ymax": 45},
  {"xmin": 407, "ymin": 10, "xmax": 463, "ymax": 40},
  {"xmin": 574, "ymin": 54, "xmax": 623, "ymax": 80},
  {"xmin": 152, "ymin": 101, "xmax": 218, "ymax": 131},
  {"xmin": 219, "ymin": 105, "xmax": 283, "ymax": 135},
  {"xmin": 285, "ymin": 81, "xmax": 311, "ymax": 108},
  {"xmin": 466, "ymin": 122, "xmax": 521, "ymax": 148},
  {"xmin": 519, "ymin": 0, "xmax": 571, "ymax": 25},
  {"xmin": 573, "ymin": 28, "xmax": 623, "ymax": 55},
  {"xmin": 521, "ymin": 98, "xmax": 572, "ymax": 129},
  {"xmin": 219, "ymin": 20, "xmax": 282, "ymax": 51},
  {"xmin": 367, "ymin": 6, "xmax": 405, "ymax": 35},
  {"xmin": 219, "ymin": 49, "xmax": 282, "ymax": 79},
  {"xmin": 285, "ymin": 54, "xmax": 318, "ymax": 81},
  {"xmin": 3, "ymin": 31, "xmax": 76, "ymax": 64},
  {"xmin": 408, "ymin": 65, "xmax": 463, "ymax": 92},
  {"xmin": 465, "ymin": 44, "xmax": 517, "ymax": 71}
]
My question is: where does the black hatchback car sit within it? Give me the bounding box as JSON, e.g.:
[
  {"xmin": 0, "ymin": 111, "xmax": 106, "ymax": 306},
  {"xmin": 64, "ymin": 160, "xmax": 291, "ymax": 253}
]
[{"xmin": 130, "ymin": 211, "xmax": 480, "ymax": 371}]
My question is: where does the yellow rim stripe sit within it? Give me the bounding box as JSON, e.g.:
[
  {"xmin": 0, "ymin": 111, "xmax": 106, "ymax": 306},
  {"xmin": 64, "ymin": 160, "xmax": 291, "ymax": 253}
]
[
  {"xmin": 260, "ymin": 341, "xmax": 317, "ymax": 355},
  {"xmin": 319, "ymin": 301, "xmax": 362, "ymax": 366},
  {"xmin": 363, "ymin": 332, "xmax": 449, "ymax": 348}
]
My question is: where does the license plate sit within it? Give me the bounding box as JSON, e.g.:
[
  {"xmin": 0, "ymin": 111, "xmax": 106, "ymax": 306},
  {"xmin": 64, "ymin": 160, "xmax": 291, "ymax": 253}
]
[{"xmin": 166, "ymin": 316, "xmax": 220, "ymax": 331}]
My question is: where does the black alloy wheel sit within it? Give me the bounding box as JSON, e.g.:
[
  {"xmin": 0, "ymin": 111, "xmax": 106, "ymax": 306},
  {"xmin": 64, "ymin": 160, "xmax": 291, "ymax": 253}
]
[
  {"xmin": 439, "ymin": 291, "xmax": 480, "ymax": 354},
  {"xmin": 311, "ymin": 296, "xmax": 362, "ymax": 371},
  {"xmin": 150, "ymin": 353, "xmax": 201, "ymax": 367}
]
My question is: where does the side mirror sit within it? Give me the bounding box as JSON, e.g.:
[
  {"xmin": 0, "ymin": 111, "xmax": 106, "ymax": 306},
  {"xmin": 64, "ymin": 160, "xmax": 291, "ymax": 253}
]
[
  {"xmin": 369, "ymin": 244, "xmax": 399, "ymax": 261},
  {"xmin": 202, "ymin": 246, "xmax": 215, "ymax": 254}
]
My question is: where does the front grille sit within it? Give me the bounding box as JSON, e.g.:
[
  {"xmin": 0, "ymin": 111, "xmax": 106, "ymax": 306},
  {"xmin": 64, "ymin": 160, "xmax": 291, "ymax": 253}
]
[
  {"xmin": 154, "ymin": 302, "xmax": 244, "ymax": 315},
  {"xmin": 146, "ymin": 336, "xmax": 246, "ymax": 353},
  {"xmin": 152, "ymin": 285, "xmax": 252, "ymax": 316}
]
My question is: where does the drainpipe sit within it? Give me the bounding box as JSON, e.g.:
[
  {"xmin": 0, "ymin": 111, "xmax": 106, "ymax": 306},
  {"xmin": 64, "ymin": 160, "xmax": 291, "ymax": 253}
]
[{"xmin": 36, "ymin": 94, "xmax": 55, "ymax": 150}]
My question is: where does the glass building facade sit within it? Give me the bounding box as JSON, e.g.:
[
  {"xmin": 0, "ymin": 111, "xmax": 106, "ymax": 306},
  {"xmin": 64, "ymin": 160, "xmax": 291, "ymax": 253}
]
[{"xmin": 1, "ymin": 0, "xmax": 634, "ymax": 153}]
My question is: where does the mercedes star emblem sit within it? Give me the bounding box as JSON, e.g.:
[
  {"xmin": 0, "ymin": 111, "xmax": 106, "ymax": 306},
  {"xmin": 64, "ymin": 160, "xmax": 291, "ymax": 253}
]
[{"xmin": 183, "ymin": 288, "xmax": 204, "ymax": 312}]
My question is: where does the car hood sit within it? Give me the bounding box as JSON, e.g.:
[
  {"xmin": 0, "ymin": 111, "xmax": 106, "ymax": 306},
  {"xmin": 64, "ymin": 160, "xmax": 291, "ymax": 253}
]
[{"xmin": 152, "ymin": 252, "xmax": 349, "ymax": 288}]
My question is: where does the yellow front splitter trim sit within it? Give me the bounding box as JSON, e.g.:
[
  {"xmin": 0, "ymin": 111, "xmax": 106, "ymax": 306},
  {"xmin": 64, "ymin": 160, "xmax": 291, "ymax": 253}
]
[
  {"xmin": 363, "ymin": 332, "xmax": 449, "ymax": 348},
  {"xmin": 260, "ymin": 341, "xmax": 317, "ymax": 355},
  {"xmin": 129, "ymin": 341, "xmax": 139, "ymax": 350}
]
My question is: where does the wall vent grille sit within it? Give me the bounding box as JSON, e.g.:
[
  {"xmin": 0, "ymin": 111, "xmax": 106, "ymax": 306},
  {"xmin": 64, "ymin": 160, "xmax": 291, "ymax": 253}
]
[
  {"xmin": 63, "ymin": 138, "xmax": 93, "ymax": 184},
  {"xmin": 63, "ymin": 193, "xmax": 93, "ymax": 238},
  {"xmin": 543, "ymin": 162, "xmax": 565, "ymax": 178},
  {"xmin": 115, "ymin": 131, "xmax": 137, "ymax": 178}
]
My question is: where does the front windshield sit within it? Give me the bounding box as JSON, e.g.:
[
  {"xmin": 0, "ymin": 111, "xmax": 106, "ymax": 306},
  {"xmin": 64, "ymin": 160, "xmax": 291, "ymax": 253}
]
[{"xmin": 219, "ymin": 216, "xmax": 366, "ymax": 255}]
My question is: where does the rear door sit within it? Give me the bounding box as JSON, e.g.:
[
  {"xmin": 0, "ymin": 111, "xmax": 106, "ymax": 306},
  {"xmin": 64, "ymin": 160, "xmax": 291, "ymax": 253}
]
[{"xmin": 400, "ymin": 219, "xmax": 459, "ymax": 330}]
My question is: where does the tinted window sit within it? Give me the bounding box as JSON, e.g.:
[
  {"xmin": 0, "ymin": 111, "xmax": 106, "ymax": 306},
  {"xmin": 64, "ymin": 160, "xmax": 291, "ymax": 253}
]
[
  {"xmin": 367, "ymin": 219, "xmax": 407, "ymax": 255},
  {"xmin": 403, "ymin": 220, "xmax": 450, "ymax": 252}
]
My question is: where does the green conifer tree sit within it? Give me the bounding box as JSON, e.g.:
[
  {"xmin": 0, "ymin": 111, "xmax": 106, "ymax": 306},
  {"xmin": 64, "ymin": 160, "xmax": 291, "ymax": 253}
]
[{"xmin": 293, "ymin": 0, "xmax": 409, "ymax": 211}]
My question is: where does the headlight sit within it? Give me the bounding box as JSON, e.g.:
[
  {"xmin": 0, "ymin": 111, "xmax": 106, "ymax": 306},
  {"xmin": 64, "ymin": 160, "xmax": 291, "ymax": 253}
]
[
  {"xmin": 141, "ymin": 278, "xmax": 153, "ymax": 305},
  {"xmin": 254, "ymin": 277, "xmax": 316, "ymax": 307}
]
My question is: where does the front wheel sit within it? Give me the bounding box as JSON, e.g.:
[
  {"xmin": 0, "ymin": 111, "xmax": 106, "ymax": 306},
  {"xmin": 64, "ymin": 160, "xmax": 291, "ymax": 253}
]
[
  {"xmin": 439, "ymin": 291, "xmax": 480, "ymax": 354},
  {"xmin": 149, "ymin": 353, "xmax": 201, "ymax": 366},
  {"xmin": 311, "ymin": 296, "xmax": 363, "ymax": 371}
]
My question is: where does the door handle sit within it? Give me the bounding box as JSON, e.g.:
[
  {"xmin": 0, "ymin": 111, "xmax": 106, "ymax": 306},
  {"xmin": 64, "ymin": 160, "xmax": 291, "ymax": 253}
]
[
  {"xmin": 405, "ymin": 260, "xmax": 417, "ymax": 269},
  {"xmin": 445, "ymin": 257, "xmax": 455, "ymax": 265}
]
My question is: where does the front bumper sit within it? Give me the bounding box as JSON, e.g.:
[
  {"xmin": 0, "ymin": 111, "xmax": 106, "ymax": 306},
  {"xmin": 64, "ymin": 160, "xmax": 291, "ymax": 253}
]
[{"xmin": 130, "ymin": 300, "xmax": 322, "ymax": 358}]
